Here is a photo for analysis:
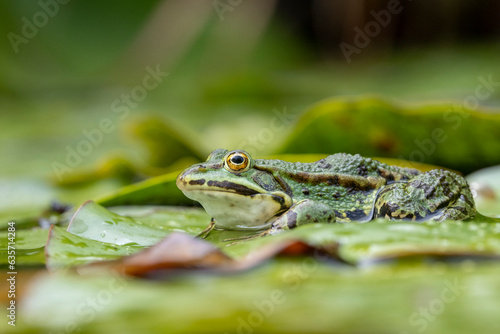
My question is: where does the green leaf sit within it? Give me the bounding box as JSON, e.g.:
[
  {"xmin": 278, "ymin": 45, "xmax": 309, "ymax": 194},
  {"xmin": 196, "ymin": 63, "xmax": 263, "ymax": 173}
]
[
  {"xmin": 67, "ymin": 201, "xmax": 209, "ymax": 245},
  {"xmin": 45, "ymin": 226, "xmax": 143, "ymax": 270},
  {"xmin": 46, "ymin": 202, "xmax": 210, "ymax": 269},
  {"xmin": 0, "ymin": 228, "xmax": 48, "ymax": 266},
  {"xmin": 109, "ymin": 205, "xmax": 210, "ymax": 235},
  {"xmin": 220, "ymin": 219, "xmax": 500, "ymax": 263},
  {"xmin": 67, "ymin": 201, "xmax": 168, "ymax": 246}
]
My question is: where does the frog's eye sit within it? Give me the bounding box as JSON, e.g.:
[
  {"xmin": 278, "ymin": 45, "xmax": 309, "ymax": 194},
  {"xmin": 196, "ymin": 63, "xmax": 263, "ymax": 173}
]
[{"xmin": 224, "ymin": 151, "xmax": 250, "ymax": 173}]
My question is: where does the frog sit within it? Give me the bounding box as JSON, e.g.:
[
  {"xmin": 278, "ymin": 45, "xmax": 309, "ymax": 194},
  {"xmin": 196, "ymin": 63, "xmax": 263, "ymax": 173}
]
[{"xmin": 176, "ymin": 149, "xmax": 476, "ymax": 239}]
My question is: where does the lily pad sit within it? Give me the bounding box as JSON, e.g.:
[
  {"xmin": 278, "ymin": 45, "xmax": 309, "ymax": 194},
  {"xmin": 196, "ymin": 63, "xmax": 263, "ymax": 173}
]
[
  {"xmin": 0, "ymin": 228, "xmax": 48, "ymax": 266},
  {"xmin": 221, "ymin": 219, "xmax": 500, "ymax": 263},
  {"xmin": 46, "ymin": 198, "xmax": 500, "ymax": 272},
  {"xmin": 45, "ymin": 225, "xmax": 144, "ymax": 270},
  {"xmin": 67, "ymin": 201, "xmax": 169, "ymax": 246},
  {"xmin": 45, "ymin": 202, "xmax": 211, "ymax": 269},
  {"xmin": 67, "ymin": 201, "xmax": 209, "ymax": 245}
]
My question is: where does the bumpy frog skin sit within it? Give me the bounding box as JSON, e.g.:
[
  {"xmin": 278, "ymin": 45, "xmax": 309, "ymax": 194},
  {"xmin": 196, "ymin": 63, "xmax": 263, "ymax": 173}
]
[{"xmin": 176, "ymin": 149, "xmax": 476, "ymax": 235}]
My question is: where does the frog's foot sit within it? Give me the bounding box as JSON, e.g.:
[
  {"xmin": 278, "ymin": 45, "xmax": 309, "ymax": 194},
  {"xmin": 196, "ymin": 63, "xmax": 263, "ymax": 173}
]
[
  {"xmin": 374, "ymin": 169, "xmax": 476, "ymax": 221},
  {"xmin": 267, "ymin": 199, "xmax": 336, "ymax": 234},
  {"xmin": 434, "ymin": 193, "xmax": 476, "ymax": 221},
  {"xmin": 196, "ymin": 218, "xmax": 216, "ymax": 239}
]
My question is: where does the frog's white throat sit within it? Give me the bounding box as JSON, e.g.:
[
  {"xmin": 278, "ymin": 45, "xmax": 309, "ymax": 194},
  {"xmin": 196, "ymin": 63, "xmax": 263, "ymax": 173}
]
[{"xmin": 181, "ymin": 190, "xmax": 291, "ymax": 231}]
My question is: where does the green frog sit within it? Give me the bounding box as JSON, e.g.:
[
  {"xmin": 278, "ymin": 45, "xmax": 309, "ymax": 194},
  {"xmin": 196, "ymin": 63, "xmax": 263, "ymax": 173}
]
[{"xmin": 176, "ymin": 149, "xmax": 476, "ymax": 238}]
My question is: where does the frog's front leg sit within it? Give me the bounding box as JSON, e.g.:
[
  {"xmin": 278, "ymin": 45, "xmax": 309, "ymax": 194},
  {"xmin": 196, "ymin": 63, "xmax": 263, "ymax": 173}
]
[
  {"xmin": 266, "ymin": 199, "xmax": 336, "ymax": 235},
  {"xmin": 374, "ymin": 169, "xmax": 476, "ymax": 221}
]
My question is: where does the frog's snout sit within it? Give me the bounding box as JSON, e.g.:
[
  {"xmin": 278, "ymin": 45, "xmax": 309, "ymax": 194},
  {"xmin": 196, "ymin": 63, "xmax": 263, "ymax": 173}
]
[{"xmin": 176, "ymin": 165, "xmax": 205, "ymax": 190}]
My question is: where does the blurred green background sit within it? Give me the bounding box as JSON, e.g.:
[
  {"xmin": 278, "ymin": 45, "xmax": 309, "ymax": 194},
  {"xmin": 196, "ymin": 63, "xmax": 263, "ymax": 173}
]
[{"xmin": 2, "ymin": 0, "xmax": 499, "ymax": 180}]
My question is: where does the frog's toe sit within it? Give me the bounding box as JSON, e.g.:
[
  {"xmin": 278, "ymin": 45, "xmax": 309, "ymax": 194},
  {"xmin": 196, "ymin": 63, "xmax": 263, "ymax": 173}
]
[{"xmin": 436, "ymin": 194, "xmax": 476, "ymax": 221}]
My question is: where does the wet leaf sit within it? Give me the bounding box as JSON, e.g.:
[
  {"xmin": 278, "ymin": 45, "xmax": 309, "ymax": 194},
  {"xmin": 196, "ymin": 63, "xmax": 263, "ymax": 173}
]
[
  {"xmin": 67, "ymin": 201, "xmax": 169, "ymax": 246},
  {"xmin": 47, "ymin": 205, "xmax": 500, "ymax": 273},
  {"xmin": 67, "ymin": 201, "xmax": 209, "ymax": 245},
  {"xmin": 108, "ymin": 205, "xmax": 210, "ymax": 235},
  {"xmin": 0, "ymin": 228, "xmax": 48, "ymax": 266},
  {"xmin": 45, "ymin": 203, "xmax": 210, "ymax": 269},
  {"xmin": 81, "ymin": 232, "xmax": 340, "ymax": 278},
  {"xmin": 284, "ymin": 220, "xmax": 500, "ymax": 264},
  {"xmin": 45, "ymin": 225, "xmax": 143, "ymax": 270},
  {"xmin": 85, "ymin": 232, "xmax": 234, "ymax": 277},
  {"xmin": 217, "ymin": 219, "xmax": 500, "ymax": 264}
]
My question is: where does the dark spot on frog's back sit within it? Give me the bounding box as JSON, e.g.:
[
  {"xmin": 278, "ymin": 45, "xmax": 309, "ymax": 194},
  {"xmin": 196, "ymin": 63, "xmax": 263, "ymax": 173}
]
[
  {"xmin": 317, "ymin": 159, "xmax": 332, "ymax": 169},
  {"xmin": 189, "ymin": 179, "xmax": 205, "ymax": 186},
  {"xmin": 410, "ymin": 180, "xmax": 436, "ymax": 199},
  {"xmin": 357, "ymin": 165, "xmax": 368, "ymax": 177},
  {"xmin": 302, "ymin": 188, "xmax": 310, "ymax": 195},
  {"xmin": 375, "ymin": 202, "xmax": 400, "ymax": 218},
  {"xmin": 326, "ymin": 177, "xmax": 337, "ymax": 186}
]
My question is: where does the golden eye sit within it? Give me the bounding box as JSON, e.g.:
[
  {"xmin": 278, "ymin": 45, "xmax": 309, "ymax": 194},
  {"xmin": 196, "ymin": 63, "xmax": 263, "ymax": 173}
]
[{"xmin": 224, "ymin": 151, "xmax": 250, "ymax": 172}]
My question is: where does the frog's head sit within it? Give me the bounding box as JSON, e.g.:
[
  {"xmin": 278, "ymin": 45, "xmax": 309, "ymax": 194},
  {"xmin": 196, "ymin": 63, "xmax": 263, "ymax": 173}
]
[{"xmin": 176, "ymin": 149, "xmax": 292, "ymax": 230}]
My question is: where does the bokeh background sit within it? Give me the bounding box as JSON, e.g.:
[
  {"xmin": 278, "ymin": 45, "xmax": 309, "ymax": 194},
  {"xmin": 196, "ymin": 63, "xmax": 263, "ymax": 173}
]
[{"xmin": 2, "ymin": 0, "xmax": 500, "ymax": 178}]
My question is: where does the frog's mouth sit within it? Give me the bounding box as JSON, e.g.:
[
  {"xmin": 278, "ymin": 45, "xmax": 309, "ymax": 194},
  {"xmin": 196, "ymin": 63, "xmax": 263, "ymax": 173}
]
[
  {"xmin": 176, "ymin": 172, "xmax": 292, "ymax": 230},
  {"xmin": 176, "ymin": 169, "xmax": 266, "ymax": 196},
  {"xmin": 183, "ymin": 189, "xmax": 291, "ymax": 230}
]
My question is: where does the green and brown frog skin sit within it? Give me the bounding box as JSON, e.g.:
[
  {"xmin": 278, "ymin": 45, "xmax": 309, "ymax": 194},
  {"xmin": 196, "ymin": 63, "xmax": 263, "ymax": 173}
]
[{"xmin": 176, "ymin": 149, "xmax": 476, "ymax": 237}]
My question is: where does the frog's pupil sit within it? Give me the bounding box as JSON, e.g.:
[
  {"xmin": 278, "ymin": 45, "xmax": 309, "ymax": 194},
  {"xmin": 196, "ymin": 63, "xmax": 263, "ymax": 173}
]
[{"xmin": 231, "ymin": 155, "xmax": 245, "ymax": 164}]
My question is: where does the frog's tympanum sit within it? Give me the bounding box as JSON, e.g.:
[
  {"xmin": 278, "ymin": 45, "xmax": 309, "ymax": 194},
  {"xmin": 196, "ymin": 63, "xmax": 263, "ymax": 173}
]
[{"xmin": 176, "ymin": 149, "xmax": 476, "ymax": 237}]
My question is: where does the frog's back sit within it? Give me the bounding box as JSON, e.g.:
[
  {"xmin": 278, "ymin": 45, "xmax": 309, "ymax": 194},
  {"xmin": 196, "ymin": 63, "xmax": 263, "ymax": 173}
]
[
  {"xmin": 255, "ymin": 153, "xmax": 420, "ymax": 222},
  {"xmin": 256, "ymin": 153, "xmax": 419, "ymax": 179},
  {"xmin": 318, "ymin": 153, "xmax": 419, "ymax": 180}
]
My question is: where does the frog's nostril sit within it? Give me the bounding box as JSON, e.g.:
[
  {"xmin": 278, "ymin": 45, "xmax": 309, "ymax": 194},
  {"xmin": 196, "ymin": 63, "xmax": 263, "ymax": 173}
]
[{"xmin": 177, "ymin": 169, "xmax": 191, "ymax": 184}]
